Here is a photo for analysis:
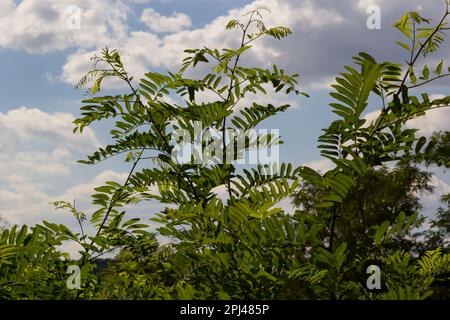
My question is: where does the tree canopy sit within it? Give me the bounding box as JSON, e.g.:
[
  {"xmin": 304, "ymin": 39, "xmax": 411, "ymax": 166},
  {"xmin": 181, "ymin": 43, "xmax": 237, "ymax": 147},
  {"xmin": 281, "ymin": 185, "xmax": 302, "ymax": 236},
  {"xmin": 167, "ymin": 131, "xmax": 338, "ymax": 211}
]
[{"xmin": 1, "ymin": 4, "xmax": 450, "ymax": 300}]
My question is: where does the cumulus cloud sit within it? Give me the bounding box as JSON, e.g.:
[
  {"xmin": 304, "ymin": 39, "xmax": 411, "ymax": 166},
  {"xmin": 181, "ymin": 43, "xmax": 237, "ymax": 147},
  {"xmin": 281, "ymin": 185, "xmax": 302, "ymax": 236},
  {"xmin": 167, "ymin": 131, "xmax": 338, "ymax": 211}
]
[
  {"xmin": 0, "ymin": 107, "xmax": 99, "ymax": 151},
  {"xmin": 0, "ymin": 166, "xmax": 145, "ymax": 260},
  {"xmin": 0, "ymin": 181, "xmax": 50, "ymax": 225},
  {"xmin": 0, "ymin": 0, "xmax": 14, "ymax": 16},
  {"xmin": 0, "ymin": 0, "xmax": 129, "ymax": 53},
  {"xmin": 59, "ymin": 0, "xmax": 347, "ymax": 88},
  {"xmin": 363, "ymin": 110, "xmax": 381, "ymax": 126},
  {"xmin": 407, "ymin": 107, "xmax": 450, "ymax": 136},
  {"xmin": 59, "ymin": 170, "xmax": 128, "ymax": 203},
  {"xmin": 140, "ymin": 8, "xmax": 192, "ymax": 33},
  {"xmin": 303, "ymin": 158, "xmax": 334, "ymax": 173},
  {"xmin": 431, "ymin": 176, "xmax": 450, "ymax": 197},
  {"xmin": 2, "ymin": 0, "xmax": 449, "ymax": 93},
  {"xmin": 422, "ymin": 176, "xmax": 450, "ymax": 205},
  {"xmin": 363, "ymin": 94, "xmax": 450, "ymax": 137},
  {"xmin": 193, "ymin": 85, "xmax": 300, "ymax": 112},
  {"xmin": 62, "ymin": 0, "xmax": 450, "ymax": 94},
  {"xmin": 0, "ymin": 106, "xmax": 101, "ymax": 225},
  {"xmin": 13, "ymin": 149, "xmax": 72, "ymax": 176},
  {"xmin": 406, "ymin": 94, "xmax": 450, "ymax": 136},
  {"xmin": 0, "ymin": 168, "xmax": 127, "ymax": 225}
]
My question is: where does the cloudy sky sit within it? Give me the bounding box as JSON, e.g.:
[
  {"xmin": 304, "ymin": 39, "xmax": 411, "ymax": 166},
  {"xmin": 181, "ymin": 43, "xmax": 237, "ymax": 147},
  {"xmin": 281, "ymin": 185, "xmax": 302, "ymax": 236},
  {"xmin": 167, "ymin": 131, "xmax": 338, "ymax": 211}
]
[{"xmin": 0, "ymin": 0, "xmax": 449, "ymax": 242}]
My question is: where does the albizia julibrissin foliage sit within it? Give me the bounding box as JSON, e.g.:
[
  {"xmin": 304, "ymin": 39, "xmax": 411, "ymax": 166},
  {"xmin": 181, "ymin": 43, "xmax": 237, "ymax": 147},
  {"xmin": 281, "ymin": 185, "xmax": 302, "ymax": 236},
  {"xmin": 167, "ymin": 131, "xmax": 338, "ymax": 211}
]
[{"xmin": 1, "ymin": 4, "xmax": 450, "ymax": 299}]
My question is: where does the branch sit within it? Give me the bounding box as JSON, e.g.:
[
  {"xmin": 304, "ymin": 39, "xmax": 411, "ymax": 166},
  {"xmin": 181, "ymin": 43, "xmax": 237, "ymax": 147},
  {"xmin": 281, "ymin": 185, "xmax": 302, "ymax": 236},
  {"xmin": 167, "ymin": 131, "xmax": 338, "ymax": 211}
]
[
  {"xmin": 396, "ymin": 11, "xmax": 449, "ymax": 95},
  {"xmin": 375, "ymin": 104, "xmax": 450, "ymax": 132},
  {"xmin": 371, "ymin": 8, "xmax": 449, "ymax": 137},
  {"xmin": 408, "ymin": 73, "xmax": 450, "ymax": 89}
]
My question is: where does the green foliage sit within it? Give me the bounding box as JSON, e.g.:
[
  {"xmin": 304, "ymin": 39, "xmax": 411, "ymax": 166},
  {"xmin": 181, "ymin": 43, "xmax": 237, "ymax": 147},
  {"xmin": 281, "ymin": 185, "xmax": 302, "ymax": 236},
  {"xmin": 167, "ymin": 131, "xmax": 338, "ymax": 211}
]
[
  {"xmin": 293, "ymin": 163, "xmax": 432, "ymax": 251},
  {"xmin": 0, "ymin": 224, "xmax": 75, "ymax": 299},
  {"xmin": 1, "ymin": 4, "xmax": 450, "ymax": 300}
]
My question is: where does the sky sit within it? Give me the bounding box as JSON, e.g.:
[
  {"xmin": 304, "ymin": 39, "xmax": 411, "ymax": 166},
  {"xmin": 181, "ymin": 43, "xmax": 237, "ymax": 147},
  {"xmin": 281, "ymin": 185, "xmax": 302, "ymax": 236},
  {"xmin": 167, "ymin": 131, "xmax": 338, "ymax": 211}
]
[{"xmin": 0, "ymin": 0, "xmax": 449, "ymax": 254}]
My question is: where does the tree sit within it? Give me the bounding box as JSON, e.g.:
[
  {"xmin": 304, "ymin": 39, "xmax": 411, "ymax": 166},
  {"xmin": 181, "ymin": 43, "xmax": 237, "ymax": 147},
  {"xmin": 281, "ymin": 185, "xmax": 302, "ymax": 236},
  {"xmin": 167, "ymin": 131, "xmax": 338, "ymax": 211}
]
[
  {"xmin": 425, "ymin": 194, "xmax": 450, "ymax": 250},
  {"xmin": 69, "ymin": 6, "xmax": 307, "ymax": 299},
  {"xmin": 292, "ymin": 162, "xmax": 434, "ymax": 252},
  {"xmin": 1, "ymin": 3, "xmax": 450, "ymax": 300},
  {"xmin": 286, "ymin": 4, "xmax": 450, "ymax": 299}
]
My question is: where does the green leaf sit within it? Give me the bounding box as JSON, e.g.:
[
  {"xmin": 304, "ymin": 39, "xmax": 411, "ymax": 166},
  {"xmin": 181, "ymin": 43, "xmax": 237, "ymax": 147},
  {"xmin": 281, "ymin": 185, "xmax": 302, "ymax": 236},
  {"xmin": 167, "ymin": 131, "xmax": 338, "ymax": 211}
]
[
  {"xmin": 434, "ymin": 60, "xmax": 444, "ymax": 75},
  {"xmin": 374, "ymin": 221, "xmax": 390, "ymax": 244}
]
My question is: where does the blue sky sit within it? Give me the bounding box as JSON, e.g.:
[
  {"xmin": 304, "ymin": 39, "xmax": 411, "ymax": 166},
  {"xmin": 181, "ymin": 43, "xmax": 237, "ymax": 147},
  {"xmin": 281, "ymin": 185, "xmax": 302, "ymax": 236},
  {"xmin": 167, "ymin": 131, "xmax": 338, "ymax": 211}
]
[{"xmin": 0, "ymin": 0, "xmax": 449, "ymax": 252}]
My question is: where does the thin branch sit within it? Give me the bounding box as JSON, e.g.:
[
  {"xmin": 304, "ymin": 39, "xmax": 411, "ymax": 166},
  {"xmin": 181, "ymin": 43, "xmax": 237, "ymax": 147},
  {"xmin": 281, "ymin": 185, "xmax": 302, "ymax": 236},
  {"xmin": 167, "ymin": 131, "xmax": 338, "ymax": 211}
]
[
  {"xmin": 376, "ymin": 104, "xmax": 450, "ymax": 132},
  {"xmin": 92, "ymin": 149, "xmax": 145, "ymax": 239},
  {"xmin": 222, "ymin": 10, "xmax": 255, "ymax": 199},
  {"xmin": 73, "ymin": 200, "xmax": 85, "ymax": 239},
  {"xmin": 84, "ymin": 147, "xmax": 160, "ymax": 165},
  {"xmin": 79, "ymin": 148, "xmax": 145, "ymax": 267},
  {"xmin": 408, "ymin": 73, "xmax": 450, "ymax": 89},
  {"xmin": 396, "ymin": 11, "xmax": 449, "ymax": 95},
  {"xmin": 371, "ymin": 8, "xmax": 449, "ymax": 136}
]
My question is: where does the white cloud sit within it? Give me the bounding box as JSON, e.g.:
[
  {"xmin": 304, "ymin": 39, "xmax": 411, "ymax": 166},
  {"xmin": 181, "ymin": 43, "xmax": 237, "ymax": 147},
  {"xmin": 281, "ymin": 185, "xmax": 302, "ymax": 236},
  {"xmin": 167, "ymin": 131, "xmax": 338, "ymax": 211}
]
[
  {"xmin": 2, "ymin": 0, "xmax": 447, "ymax": 94},
  {"xmin": 423, "ymin": 176, "xmax": 450, "ymax": 201},
  {"xmin": 57, "ymin": 169, "xmax": 162, "ymax": 218},
  {"xmin": 141, "ymin": 8, "xmax": 192, "ymax": 33},
  {"xmin": 0, "ymin": 0, "xmax": 129, "ymax": 53},
  {"xmin": 0, "ymin": 0, "xmax": 14, "ymax": 16},
  {"xmin": 406, "ymin": 94, "xmax": 450, "ymax": 136},
  {"xmin": 61, "ymin": 49, "xmax": 99, "ymax": 86},
  {"xmin": 277, "ymin": 197, "xmax": 296, "ymax": 214},
  {"xmin": 0, "ymin": 181, "xmax": 50, "ymax": 225},
  {"xmin": 432, "ymin": 176, "xmax": 450, "ymax": 196},
  {"xmin": 0, "ymin": 168, "xmax": 127, "ymax": 225},
  {"xmin": 60, "ymin": 0, "xmax": 346, "ymax": 88},
  {"xmin": 357, "ymin": 0, "xmax": 379, "ymax": 10},
  {"xmin": 58, "ymin": 241, "xmax": 84, "ymax": 259},
  {"xmin": 0, "ymin": 107, "xmax": 99, "ymax": 152},
  {"xmin": 193, "ymin": 85, "xmax": 300, "ymax": 113},
  {"xmin": 0, "ymin": 106, "xmax": 163, "ymax": 239},
  {"xmin": 59, "ymin": 170, "xmax": 128, "ymax": 202},
  {"xmin": 0, "ymin": 167, "xmax": 135, "ymax": 259},
  {"xmin": 305, "ymin": 76, "xmax": 336, "ymax": 91},
  {"xmin": 363, "ymin": 110, "xmax": 381, "ymax": 125},
  {"xmin": 13, "ymin": 149, "xmax": 72, "ymax": 176},
  {"xmin": 363, "ymin": 95, "xmax": 450, "ymax": 137},
  {"xmin": 357, "ymin": 0, "xmax": 432, "ymax": 11},
  {"xmin": 407, "ymin": 107, "xmax": 450, "ymax": 136},
  {"xmin": 56, "ymin": 169, "xmax": 163, "ymax": 258},
  {"xmin": 303, "ymin": 159, "xmax": 334, "ymax": 173},
  {"xmin": 131, "ymin": 0, "xmax": 171, "ymax": 3},
  {"xmin": 0, "ymin": 106, "xmax": 101, "ymax": 226}
]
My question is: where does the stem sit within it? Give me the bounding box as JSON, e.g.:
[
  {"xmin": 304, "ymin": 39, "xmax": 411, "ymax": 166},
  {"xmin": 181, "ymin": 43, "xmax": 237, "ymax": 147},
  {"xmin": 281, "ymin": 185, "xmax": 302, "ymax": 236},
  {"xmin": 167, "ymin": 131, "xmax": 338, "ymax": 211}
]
[
  {"xmin": 408, "ymin": 73, "xmax": 450, "ymax": 89},
  {"xmin": 328, "ymin": 207, "xmax": 338, "ymax": 252},
  {"xmin": 371, "ymin": 8, "xmax": 449, "ymax": 135},
  {"xmin": 80, "ymin": 149, "xmax": 145, "ymax": 264},
  {"xmin": 376, "ymin": 104, "xmax": 450, "ymax": 132},
  {"xmin": 74, "ymin": 200, "xmax": 85, "ymax": 239},
  {"xmin": 222, "ymin": 11, "xmax": 255, "ymax": 200},
  {"xmin": 396, "ymin": 12, "xmax": 448, "ymax": 96}
]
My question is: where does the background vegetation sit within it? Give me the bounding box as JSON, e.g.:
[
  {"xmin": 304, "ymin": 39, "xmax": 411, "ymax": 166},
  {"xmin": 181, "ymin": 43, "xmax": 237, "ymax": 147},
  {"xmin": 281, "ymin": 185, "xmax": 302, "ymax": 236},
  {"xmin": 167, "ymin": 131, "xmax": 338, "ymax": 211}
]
[{"xmin": 1, "ymin": 4, "xmax": 450, "ymax": 300}]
